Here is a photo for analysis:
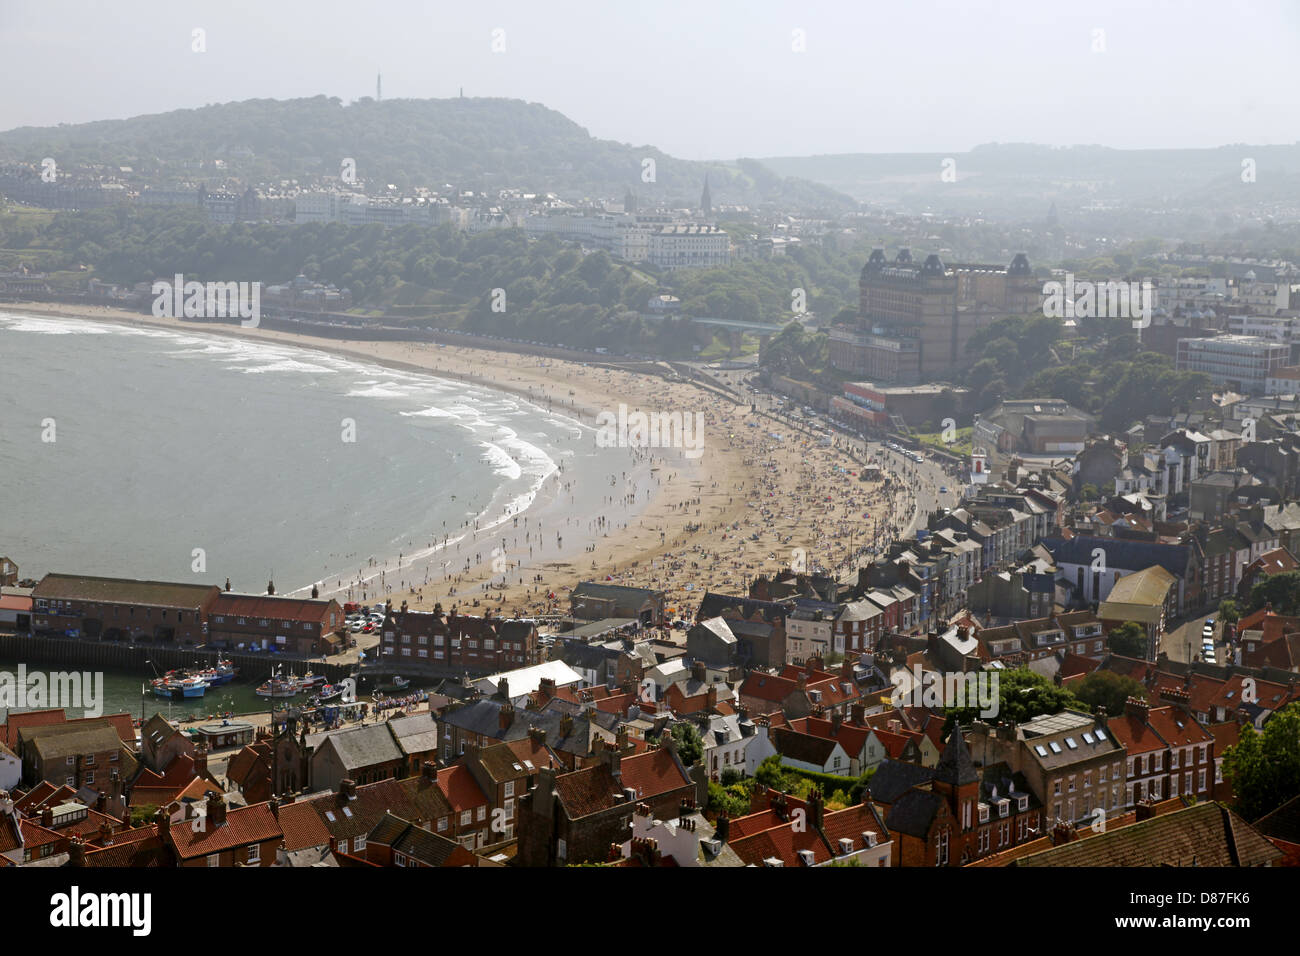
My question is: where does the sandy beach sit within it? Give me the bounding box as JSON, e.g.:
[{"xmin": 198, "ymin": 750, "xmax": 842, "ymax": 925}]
[{"xmin": 14, "ymin": 302, "xmax": 924, "ymax": 624}]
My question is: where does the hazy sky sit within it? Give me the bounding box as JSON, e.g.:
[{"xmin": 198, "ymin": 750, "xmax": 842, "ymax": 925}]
[{"xmin": 3, "ymin": 0, "xmax": 1298, "ymax": 159}]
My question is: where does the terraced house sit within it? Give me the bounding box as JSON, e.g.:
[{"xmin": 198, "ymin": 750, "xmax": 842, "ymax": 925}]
[{"xmin": 382, "ymin": 604, "xmax": 540, "ymax": 673}]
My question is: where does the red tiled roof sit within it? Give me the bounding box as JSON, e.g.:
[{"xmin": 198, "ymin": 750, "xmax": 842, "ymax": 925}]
[
  {"xmin": 210, "ymin": 592, "xmax": 337, "ymax": 624},
  {"xmin": 728, "ymin": 817, "xmax": 828, "ymax": 866},
  {"xmin": 277, "ymin": 800, "xmax": 332, "ymax": 852},
  {"xmin": 739, "ymin": 672, "xmax": 796, "ymax": 702},
  {"xmin": 789, "ymin": 716, "xmax": 871, "ymax": 759},
  {"xmin": 437, "ymin": 765, "xmax": 488, "ymax": 812},
  {"xmin": 165, "ymin": 802, "xmax": 282, "ymax": 860},
  {"xmin": 618, "ymin": 749, "xmax": 690, "ymax": 801}
]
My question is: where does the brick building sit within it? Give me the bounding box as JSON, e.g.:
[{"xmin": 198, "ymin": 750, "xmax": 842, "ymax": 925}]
[
  {"xmin": 516, "ymin": 735, "xmax": 704, "ymax": 866},
  {"xmin": 31, "ymin": 574, "xmax": 219, "ymax": 643},
  {"xmin": 381, "ymin": 604, "xmax": 540, "ymax": 673},
  {"xmin": 208, "ymin": 592, "xmax": 344, "ymax": 655}
]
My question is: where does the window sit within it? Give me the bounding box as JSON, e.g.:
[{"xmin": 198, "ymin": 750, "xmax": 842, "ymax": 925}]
[
  {"xmin": 460, "ymin": 811, "xmax": 472, "ymax": 826},
  {"xmin": 67, "ymin": 756, "xmax": 75, "ymax": 766},
  {"xmin": 338, "ymin": 840, "xmax": 349, "ymax": 855},
  {"xmin": 557, "ymin": 839, "xmax": 567, "ymax": 861},
  {"xmin": 477, "ymin": 806, "xmax": 486, "ymax": 822},
  {"xmin": 247, "ymin": 844, "xmax": 260, "ymax": 864},
  {"xmin": 354, "ymin": 836, "xmax": 366, "ymax": 852},
  {"xmin": 1198, "ymin": 770, "xmax": 1206, "ymax": 792},
  {"xmin": 85, "ymin": 772, "xmax": 94, "ymax": 784},
  {"xmin": 437, "ymin": 817, "xmax": 448, "ymax": 832},
  {"xmin": 395, "ymin": 852, "xmax": 407, "ymax": 867},
  {"xmin": 207, "ymin": 854, "xmax": 219, "ymax": 867},
  {"xmin": 504, "ymin": 781, "xmax": 515, "ymax": 798}
]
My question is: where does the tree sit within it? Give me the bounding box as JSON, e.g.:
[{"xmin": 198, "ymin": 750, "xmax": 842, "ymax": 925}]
[
  {"xmin": 707, "ymin": 781, "xmax": 750, "ymax": 818},
  {"xmin": 1223, "ymin": 703, "xmax": 1300, "ymax": 821},
  {"xmin": 1108, "ymin": 622, "xmax": 1149, "ymax": 659},
  {"xmin": 670, "ymin": 721, "xmax": 704, "ymax": 767},
  {"xmin": 1248, "ymin": 571, "xmax": 1300, "ymax": 616},
  {"xmin": 944, "ymin": 668, "xmax": 1080, "ymax": 731},
  {"xmin": 1073, "ymin": 670, "xmax": 1147, "ymax": 719},
  {"xmin": 1217, "ymin": 599, "xmax": 1240, "ymax": 625}
]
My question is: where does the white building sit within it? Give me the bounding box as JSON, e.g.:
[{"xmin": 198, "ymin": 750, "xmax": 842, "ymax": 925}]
[{"xmin": 649, "ymin": 224, "xmax": 731, "ymax": 271}]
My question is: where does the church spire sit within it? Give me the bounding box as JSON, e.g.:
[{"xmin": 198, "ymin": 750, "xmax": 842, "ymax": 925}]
[{"xmin": 700, "ymin": 174, "xmax": 712, "ymax": 216}]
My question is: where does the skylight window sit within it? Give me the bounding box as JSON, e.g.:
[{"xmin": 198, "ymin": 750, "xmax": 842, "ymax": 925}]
[
  {"xmin": 1065, "ymin": 737, "xmax": 1078, "ymax": 750},
  {"xmin": 1035, "ymin": 745, "xmax": 1048, "ymax": 757},
  {"xmin": 1049, "ymin": 741, "xmax": 1062, "ymax": 754},
  {"xmin": 1095, "ymin": 729, "xmax": 1108, "ymax": 740},
  {"xmin": 1083, "ymin": 732, "xmax": 1095, "ymax": 744}
]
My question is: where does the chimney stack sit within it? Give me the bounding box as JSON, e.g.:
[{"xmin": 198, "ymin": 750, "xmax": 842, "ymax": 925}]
[
  {"xmin": 68, "ymin": 837, "xmax": 86, "ymax": 867},
  {"xmin": 1124, "ymin": 696, "xmax": 1150, "ymax": 723},
  {"xmin": 714, "ymin": 811, "xmax": 730, "ymax": 844},
  {"xmin": 194, "ymin": 743, "xmax": 209, "ymax": 777},
  {"xmin": 422, "ymin": 761, "xmax": 437, "ymax": 782},
  {"xmin": 340, "ymin": 778, "xmax": 357, "ymax": 800},
  {"xmin": 155, "ymin": 807, "xmax": 171, "ymax": 839},
  {"xmin": 691, "ymin": 660, "xmax": 707, "ymax": 684},
  {"xmin": 206, "ymin": 792, "xmax": 227, "ymax": 830},
  {"xmin": 498, "ymin": 704, "xmax": 516, "ymax": 731}
]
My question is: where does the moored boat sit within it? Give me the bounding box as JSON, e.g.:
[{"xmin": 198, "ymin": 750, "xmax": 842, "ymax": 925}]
[
  {"xmin": 152, "ymin": 676, "xmax": 210, "ymax": 699},
  {"xmin": 255, "ymin": 676, "xmax": 302, "ymax": 698}
]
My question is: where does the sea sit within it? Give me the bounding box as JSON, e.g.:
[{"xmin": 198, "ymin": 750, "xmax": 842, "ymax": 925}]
[{"xmin": 0, "ymin": 310, "xmax": 620, "ymax": 598}]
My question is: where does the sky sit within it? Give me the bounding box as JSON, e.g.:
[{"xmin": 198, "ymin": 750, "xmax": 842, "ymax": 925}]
[{"xmin": 2, "ymin": 0, "xmax": 1298, "ymax": 160}]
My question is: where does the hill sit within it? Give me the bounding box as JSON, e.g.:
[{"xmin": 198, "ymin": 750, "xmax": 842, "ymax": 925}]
[{"xmin": 0, "ymin": 95, "xmax": 855, "ymax": 213}]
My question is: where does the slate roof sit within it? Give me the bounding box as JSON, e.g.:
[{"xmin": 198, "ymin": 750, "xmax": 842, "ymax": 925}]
[
  {"xmin": 319, "ymin": 723, "xmax": 403, "ymax": 771},
  {"xmin": 884, "ymin": 787, "xmax": 946, "ymax": 839},
  {"xmin": 695, "ymin": 592, "xmax": 791, "ymax": 623},
  {"xmin": 1012, "ymin": 802, "xmax": 1282, "ymax": 867},
  {"xmin": 772, "ymin": 727, "xmax": 841, "ymax": 766},
  {"xmin": 868, "ymin": 759, "xmax": 937, "ymax": 803},
  {"xmin": 933, "ymin": 727, "xmax": 979, "ymax": 787},
  {"xmin": 367, "ymin": 812, "xmax": 474, "ymax": 866},
  {"xmin": 29, "ymin": 725, "xmax": 125, "ymax": 762},
  {"xmin": 1252, "ymin": 793, "xmax": 1300, "ymax": 845},
  {"xmin": 1044, "ymin": 536, "xmax": 1190, "ymax": 579},
  {"xmin": 33, "ymin": 573, "xmax": 218, "ymax": 608}
]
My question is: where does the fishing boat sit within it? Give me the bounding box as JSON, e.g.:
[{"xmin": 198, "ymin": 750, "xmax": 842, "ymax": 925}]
[
  {"xmin": 193, "ymin": 659, "xmax": 238, "ymax": 685},
  {"xmin": 255, "ymin": 675, "xmax": 302, "ymax": 698},
  {"xmin": 298, "ymin": 671, "xmax": 327, "ymax": 691},
  {"xmin": 313, "ymin": 683, "xmax": 346, "ymax": 703},
  {"xmin": 152, "ymin": 676, "xmax": 210, "ymax": 699}
]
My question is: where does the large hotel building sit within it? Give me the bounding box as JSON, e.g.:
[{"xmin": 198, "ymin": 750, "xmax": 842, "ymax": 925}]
[{"xmin": 829, "ymin": 249, "xmax": 1040, "ymax": 384}]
